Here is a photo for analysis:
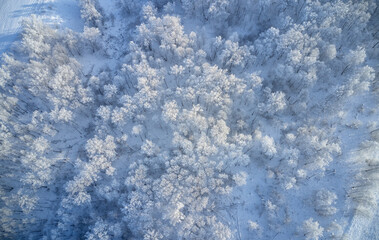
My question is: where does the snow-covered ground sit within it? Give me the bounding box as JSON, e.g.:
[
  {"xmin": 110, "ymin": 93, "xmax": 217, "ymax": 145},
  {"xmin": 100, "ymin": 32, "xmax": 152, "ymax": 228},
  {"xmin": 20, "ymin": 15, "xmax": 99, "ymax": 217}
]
[
  {"xmin": 0, "ymin": 0, "xmax": 82, "ymax": 54},
  {"xmin": 0, "ymin": 0, "xmax": 378, "ymax": 239}
]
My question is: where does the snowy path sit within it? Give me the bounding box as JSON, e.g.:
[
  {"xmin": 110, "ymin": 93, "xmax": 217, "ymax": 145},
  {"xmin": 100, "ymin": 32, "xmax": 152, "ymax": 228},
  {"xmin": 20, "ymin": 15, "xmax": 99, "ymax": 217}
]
[
  {"xmin": 347, "ymin": 213, "xmax": 378, "ymax": 240},
  {"xmin": 0, "ymin": 0, "xmax": 82, "ymax": 54}
]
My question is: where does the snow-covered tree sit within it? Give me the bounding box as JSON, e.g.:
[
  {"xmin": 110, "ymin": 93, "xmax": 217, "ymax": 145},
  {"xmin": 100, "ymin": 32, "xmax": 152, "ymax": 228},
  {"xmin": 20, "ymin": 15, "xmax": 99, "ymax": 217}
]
[
  {"xmin": 1, "ymin": 0, "xmax": 378, "ymax": 239},
  {"xmin": 299, "ymin": 218, "xmax": 324, "ymax": 240}
]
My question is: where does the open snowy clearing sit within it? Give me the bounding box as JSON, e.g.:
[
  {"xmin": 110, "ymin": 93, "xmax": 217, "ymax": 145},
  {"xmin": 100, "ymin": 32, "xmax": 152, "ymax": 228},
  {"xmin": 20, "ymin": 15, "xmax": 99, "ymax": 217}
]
[{"xmin": 0, "ymin": 0, "xmax": 82, "ymax": 54}]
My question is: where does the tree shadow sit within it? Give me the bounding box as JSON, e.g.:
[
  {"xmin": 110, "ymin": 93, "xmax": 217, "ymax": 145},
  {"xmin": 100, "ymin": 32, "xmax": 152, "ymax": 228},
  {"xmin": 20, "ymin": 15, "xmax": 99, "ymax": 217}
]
[
  {"xmin": 11, "ymin": 3, "xmax": 54, "ymax": 18},
  {"xmin": 0, "ymin": 33, "xmax": 18, "ymax": 42},
  {"xmin": 0, "ymin": 33, "xmax": 19, "ymax": 55}
]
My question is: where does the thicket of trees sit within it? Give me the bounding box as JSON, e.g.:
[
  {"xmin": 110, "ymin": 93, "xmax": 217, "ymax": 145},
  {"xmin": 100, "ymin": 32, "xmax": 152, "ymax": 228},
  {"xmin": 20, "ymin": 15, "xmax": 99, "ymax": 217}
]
[{"xmin": 0, "ymin": 0, "xmax": 378, "ymax": 239}]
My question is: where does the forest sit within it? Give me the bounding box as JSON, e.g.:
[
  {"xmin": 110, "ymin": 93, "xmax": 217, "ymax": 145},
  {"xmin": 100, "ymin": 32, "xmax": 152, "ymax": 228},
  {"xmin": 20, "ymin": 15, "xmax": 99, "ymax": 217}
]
[{"xmin": 0, "ymin": 0, "xmax": 378, "ymax": 239}]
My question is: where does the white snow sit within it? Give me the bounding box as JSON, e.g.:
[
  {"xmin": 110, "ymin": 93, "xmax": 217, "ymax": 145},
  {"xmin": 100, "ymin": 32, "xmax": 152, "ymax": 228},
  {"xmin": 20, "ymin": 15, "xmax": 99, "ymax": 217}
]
[
  {"xmin": 0, "ymin": 1, "xmax": 378, "ymax": 239},
  {"xmin": 0, "ymin": 0, "xmax": 83, "ymax": 54}
]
